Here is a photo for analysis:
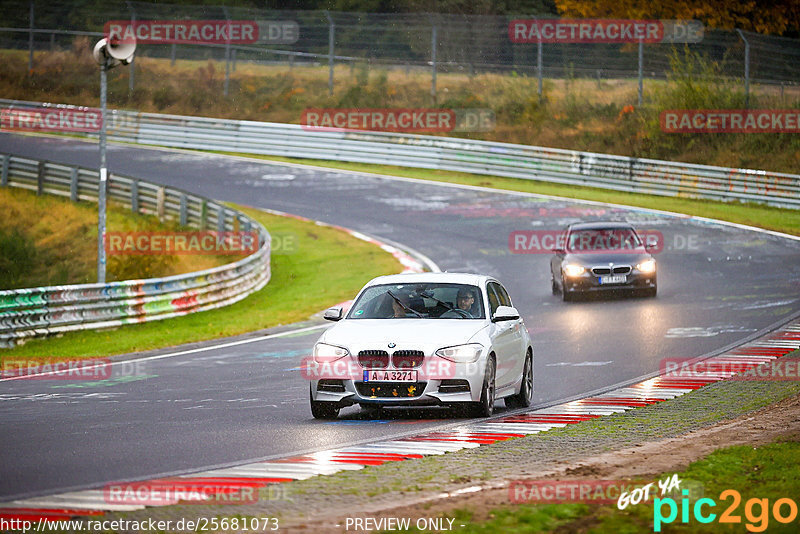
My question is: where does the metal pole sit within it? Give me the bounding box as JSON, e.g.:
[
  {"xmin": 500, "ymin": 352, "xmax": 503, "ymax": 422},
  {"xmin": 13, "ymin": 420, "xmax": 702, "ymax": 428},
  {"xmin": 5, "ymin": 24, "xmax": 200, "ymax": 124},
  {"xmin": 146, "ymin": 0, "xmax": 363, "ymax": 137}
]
[
  {"xmin": 98, "ymin": 64, "xmax": 108, "ymax": 283},
  {"xmin": 28, "ymin": 1, "xmax": 34, "ymax": 72},
  {"xmin": 325, "ymin": 11, "xmax": 334, "ymax": 96},
  {"xmin": 431, "ymin": 24, "xmax": 437, "ymax": 104},
  {"xmin": 128, "ymin": 5, "xmax": 135, "ymax": 95},
  {"xmin": 537, "ymin": 39, "xmax": 543, "ymax": 102},
  {"xmin": 638, "ymin": 40, "xmax": 643, "ymax": 106},
  {"xmin": 170, "ymin": 43, "xmax": 176, "ymax": 66},
  {"xmin": 223, "ymin": 7, "xmax": 230, "ymax": 97},
  {"xmin": 737, "ymin": 29, "xmax": 750, "ymax": 108}
]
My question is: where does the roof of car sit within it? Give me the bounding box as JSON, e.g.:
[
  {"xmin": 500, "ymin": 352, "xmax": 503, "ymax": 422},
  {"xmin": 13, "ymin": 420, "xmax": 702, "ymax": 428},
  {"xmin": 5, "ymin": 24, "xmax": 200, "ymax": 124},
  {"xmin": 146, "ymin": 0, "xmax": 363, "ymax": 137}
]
[
  {"xmin": 364, "ymin": 272, "xmax": 493, "ymax": 287},
  {"xmin": 567, "ymin": 221, "xmax": 635, "ymax": 231}
]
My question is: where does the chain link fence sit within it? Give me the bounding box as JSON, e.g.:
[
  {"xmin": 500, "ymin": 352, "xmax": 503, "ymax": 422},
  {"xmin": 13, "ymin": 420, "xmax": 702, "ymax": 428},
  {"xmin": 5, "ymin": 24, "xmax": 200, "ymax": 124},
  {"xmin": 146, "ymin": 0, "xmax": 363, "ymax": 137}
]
[{"xmin": 1, "ymin": 0, "xmax": 799, "ymax": 102}]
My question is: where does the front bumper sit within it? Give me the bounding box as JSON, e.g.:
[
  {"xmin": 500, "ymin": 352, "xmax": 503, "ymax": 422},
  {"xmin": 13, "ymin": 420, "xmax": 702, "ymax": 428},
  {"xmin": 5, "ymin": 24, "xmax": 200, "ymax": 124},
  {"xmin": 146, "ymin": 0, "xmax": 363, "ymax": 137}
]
[
  {"xmin": 310, "ymin": 375, "xmax": 479, "ymax": 407},
  {"xmin": 563, "ymin": 270, "xmax": 656, "ymax": 294}
]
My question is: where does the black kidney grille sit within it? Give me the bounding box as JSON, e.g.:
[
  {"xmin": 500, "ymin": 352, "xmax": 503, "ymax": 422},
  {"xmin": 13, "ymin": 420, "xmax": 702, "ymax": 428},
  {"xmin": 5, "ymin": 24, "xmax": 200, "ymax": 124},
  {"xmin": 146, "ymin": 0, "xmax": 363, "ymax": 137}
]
[
  {"xmin": 392, "ymin": 350, "xmax": 425, "ymax": 368},
  {"xmin": 358, "ymin": 350, "xmax": 389, "ymax": 368}
]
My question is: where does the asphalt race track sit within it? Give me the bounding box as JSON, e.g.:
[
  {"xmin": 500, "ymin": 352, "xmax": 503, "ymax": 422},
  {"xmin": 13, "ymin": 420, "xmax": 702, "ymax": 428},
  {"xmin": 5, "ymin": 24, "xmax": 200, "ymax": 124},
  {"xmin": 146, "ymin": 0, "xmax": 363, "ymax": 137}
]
[{"xmin": 2, "ymin": 133, "xmax": 799, "ymax": 500}]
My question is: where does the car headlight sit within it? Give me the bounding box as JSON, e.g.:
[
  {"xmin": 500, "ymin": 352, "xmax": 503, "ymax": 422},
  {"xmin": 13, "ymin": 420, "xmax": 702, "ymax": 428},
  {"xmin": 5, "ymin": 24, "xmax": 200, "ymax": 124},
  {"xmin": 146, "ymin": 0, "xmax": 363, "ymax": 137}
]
[
  {"xmin": 636, "ymin": 259, "xmax": 657, "ymax": 274},
  {"xmin": 313, "ymin": 343, "xmax": 349, "ymax": 362},
  {"xmin": 563, "ymin": 263, "xmax": 586, "ymax": 277},
  {"xmin": 435, "ymin": 343, "xmax": 483, "ymax": 363}
]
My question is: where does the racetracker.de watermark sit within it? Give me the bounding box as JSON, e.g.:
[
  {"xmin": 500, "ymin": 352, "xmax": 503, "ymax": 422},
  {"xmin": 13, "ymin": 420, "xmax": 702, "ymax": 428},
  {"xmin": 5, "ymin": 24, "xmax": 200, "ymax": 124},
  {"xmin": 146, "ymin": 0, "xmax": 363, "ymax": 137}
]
[
  {"xmin": 508, "ymin": 229, "xmax": 665, "ymax": 254},
  {"xmin": 508, "ymin": 19, "xmax": 703, "ymax": 43},
  {"xmin": 104, "ymin": 19, "xmax": 298, "ymax": 45},
  {"xmin": 661, "ymin": 110, "xmax": 800, "ymax": 133},
  {"xmin": 661, "ymin": 357, "xmax": 800, "ymax": 381},
  {"xmin": 300, "ymin": 108, "xmax": 495, "ymax": 133},
  {"xmin": 1, "ymin": 358, "xmax": 111, "ymax": 380},
  {"xmin": 104, "ymin": 231, "xmax": 258, "ymax": 256},
  {"xmin": 103, "ymin": 481, "xmax": 290, "ymax": 505},
  {"xmin": 0, "ymin": 107, "xmax": 101, "ymax": 133}
]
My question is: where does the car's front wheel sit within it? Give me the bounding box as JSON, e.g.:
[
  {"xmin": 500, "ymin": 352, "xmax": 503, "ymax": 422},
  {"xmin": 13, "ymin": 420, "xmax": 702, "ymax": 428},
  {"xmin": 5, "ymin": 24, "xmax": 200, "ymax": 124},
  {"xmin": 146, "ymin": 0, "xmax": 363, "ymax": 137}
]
[
  {"xmin": 469, "ymin": 356, "xmax": 496, "ymax": 418},
  {"xmin": 505, "ymin": 350, "xmax": 533, "ymax": 409},
  {"xmin": 310, "ymin": 387, "xmax": 340, "ymax": 419}
]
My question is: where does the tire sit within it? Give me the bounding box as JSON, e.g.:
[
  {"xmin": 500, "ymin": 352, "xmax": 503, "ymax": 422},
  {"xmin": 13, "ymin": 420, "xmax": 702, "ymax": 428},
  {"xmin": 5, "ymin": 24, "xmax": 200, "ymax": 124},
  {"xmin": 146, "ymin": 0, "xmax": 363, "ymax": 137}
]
[
  {"xmin": 646, "ymin": 286, "xmax": 657, "ymax": 298},
  {"xmin": 469, "ymin": 356, "xmax": 496, "ymax": 418},
  {"xmin": 551, "ymin": 277, "xmax": 560, "ymax": 295},
  {"xmin": 505, "ymin": 350, "xmax": 533, "ymax": 409},
  {"xmin": 560, "ymin": 277, "xmax": 574, "ymax": 302},
  {"xmin": 310, "ymin": 387, "xmax": 340, "ymax": 420}
]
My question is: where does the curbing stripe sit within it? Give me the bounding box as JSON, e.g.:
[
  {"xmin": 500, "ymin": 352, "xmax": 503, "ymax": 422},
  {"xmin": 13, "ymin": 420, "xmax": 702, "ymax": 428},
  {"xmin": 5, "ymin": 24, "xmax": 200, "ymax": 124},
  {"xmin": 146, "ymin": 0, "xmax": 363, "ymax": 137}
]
[{"xmin": 4, "ymin": 323, "xmax": 798, "ymax": 523}]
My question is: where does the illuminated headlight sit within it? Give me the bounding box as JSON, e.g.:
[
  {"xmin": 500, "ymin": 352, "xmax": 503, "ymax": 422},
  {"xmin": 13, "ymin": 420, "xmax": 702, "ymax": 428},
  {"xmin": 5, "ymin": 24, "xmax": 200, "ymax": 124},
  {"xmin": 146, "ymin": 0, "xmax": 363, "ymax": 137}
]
[
  {"xmin": 313, "ymin": 343, "xmax": 349, "ymax": 362},
  {"xmin": 563, "ymin": 264, "xmax": 586, "ymax": 277},
  {"xmin": 435, "ymin": 343, "xmax": 483, "ymax": 363},
  {"xmin": 636, "ymin": 259, "xmax": 657, "ymax": 274}
]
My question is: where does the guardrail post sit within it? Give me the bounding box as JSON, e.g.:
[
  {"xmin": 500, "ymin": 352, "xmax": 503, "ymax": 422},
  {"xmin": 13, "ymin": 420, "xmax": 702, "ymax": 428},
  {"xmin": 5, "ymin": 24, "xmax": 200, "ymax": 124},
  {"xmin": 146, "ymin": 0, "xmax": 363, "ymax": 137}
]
[
  {"xmin": 70, "ymin": 167, "xmax": 78, "ymax": 202},
  {"xmin": 36, "ymin": 161, "xmax": 44, "ymax": 195},
  {"xmin": 199, "ymin": 200, "xmax": 207, "ymax": 230},
  {"xmin": 179, "ymin": 194, "xmax": 187, "ymax": 226},
  {"xmin": 217, "ymin": 206, "xmax": 226, "ymax": 233},
  {"xmin": 130, "ymin": 179, "xmax": 139, "ymax": 213},
  {"xmin": 156, "ymin": 187, "xmax": 165, "ymax": 220},
  {"xmin": 1, "ymin": 155, "xmax": 8, "ymax": 187}
]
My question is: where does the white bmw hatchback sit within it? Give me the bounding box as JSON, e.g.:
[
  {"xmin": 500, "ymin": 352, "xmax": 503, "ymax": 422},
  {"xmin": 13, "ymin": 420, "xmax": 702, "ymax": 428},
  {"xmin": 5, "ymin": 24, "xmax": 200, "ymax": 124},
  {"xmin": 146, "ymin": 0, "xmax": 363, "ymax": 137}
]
[{"xmin": 308, "ymin": 272, "xmax": 533, "ymax": 419}]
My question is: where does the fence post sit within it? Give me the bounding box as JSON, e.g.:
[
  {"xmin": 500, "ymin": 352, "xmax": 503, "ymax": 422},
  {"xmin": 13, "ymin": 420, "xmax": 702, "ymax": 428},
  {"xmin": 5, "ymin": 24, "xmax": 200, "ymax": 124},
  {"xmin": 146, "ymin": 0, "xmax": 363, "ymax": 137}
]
[
  {"xmin": 431, "ymin": 23, "xmax": 437, "ymax": 104},
  {"xmin": 537, "ymin": 38, "xmax": 543, "ymax": 102},
  {"xmin": 170, "ymin": 43, "xmax": 176, "ymax": 66},
  {"xmin": 130, "ymin": 179, "xmax": 138, "ymax": 213},
  {"xmin": 70, "ymin": 167, "xmax": 78, "ymax": 202},
  {"xmin": 223, "ymin": 6, "xmax": 231, "ymax": 97},
  {"xmin": 325, "ymin": 11, "xmax": 335, "ymax": 96},
  {"xmin": 36, "ymin": 160, "xmax": 44, "ymax": 195},
  {"xmin": 126, "ymin": 2, "xmax": 136, "ymax": 95},
  {"xmin": 156, "ymin": 187, "xmax": 165, "ymax": 220},
  {"xmin": 28, "ymin": 0, "xmax": 34, "ymax": 72},
  {"xmin": 232, "ymin": 48, "xmax": 237, "ymax": 72},
  {"xmin": 1, "ymin": 155, "xmax": 8, "ymax": 187},
  {"xmin": 638, "ymin": 40, "xmax": 643, "ymax": 106},
  {"xmin": 737, "ymin": 29, "xmax": 750, "ymax": 108}
]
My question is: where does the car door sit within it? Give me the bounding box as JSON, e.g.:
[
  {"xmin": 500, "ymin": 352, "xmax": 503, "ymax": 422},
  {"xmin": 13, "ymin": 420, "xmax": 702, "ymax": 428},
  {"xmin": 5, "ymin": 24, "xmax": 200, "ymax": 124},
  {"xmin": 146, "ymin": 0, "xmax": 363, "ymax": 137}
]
[{"xmin": 487, "ymin": 282, "xmax": 521, "ymax": 389}]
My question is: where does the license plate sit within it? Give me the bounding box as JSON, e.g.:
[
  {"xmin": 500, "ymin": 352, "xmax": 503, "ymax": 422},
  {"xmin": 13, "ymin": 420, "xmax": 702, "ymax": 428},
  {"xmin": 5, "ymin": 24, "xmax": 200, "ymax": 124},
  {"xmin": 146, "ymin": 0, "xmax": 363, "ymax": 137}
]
[
  {"xmin": 363, "ymin": 370, "xmax": 417, "ymax": 382},
  {"xmin": 599, "ymin": 275, "xmax": 627, "ymax": 284}
]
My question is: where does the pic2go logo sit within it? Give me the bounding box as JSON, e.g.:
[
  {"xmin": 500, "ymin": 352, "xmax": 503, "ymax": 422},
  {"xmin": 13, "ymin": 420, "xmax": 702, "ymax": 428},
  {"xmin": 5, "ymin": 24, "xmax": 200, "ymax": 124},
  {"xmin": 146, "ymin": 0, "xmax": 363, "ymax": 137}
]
[{"xmin": 654, "ymin": 489, "xmax": 799, "ymax": 532}]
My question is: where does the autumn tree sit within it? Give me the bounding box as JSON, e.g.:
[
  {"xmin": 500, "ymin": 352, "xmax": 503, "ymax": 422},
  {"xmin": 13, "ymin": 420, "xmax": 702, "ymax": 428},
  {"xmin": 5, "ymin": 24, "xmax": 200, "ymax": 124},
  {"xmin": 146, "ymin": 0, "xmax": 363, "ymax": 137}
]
[{"xmin": 554, "ymin": 0, "xmax": 800, "ymax": 35}]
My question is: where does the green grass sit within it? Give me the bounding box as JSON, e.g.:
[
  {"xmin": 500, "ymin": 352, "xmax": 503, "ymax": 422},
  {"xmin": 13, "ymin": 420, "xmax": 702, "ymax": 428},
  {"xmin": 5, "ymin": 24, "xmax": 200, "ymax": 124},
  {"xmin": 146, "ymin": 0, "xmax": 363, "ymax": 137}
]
[
  {"xmin": 221, "ymin": 153, "xmax": 800, "ymax": 237},
  {"xmin": 0, "ymin": 187, "xmax": 228, "ymax": 288},
  {"xmin": 0, "ymin": 205, "xmax": 403, "ymax": 360},
  {"xmin": 430, "ymin": 438, "xmax": 800, "ymax": 534}
]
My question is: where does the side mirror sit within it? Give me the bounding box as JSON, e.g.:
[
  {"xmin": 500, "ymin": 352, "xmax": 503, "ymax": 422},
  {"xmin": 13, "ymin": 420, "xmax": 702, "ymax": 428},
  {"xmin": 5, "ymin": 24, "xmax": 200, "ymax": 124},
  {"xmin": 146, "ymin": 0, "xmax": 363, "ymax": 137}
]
[
  {"xmin": 492, "ymin": 305, "xmax": 520, "ymax": 322},
  {"xmin": 323, "ymin": 307, "xmax": 343, "ymax": 321},
  {"xmin": 645, "ymin": 242, "xmax": 657, "ymax": 251},
  {"xmin": 552, "ymin": 247, "xmax": 565, "ymax": 255}
]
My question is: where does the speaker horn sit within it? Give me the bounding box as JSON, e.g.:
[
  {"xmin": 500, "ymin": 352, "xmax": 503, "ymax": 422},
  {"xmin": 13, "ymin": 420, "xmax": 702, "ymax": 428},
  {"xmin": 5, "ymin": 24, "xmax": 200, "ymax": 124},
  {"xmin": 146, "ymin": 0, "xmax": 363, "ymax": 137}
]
[{"xmin": 93, "ymin": 37, "xmax": 136, "ymax": 67}]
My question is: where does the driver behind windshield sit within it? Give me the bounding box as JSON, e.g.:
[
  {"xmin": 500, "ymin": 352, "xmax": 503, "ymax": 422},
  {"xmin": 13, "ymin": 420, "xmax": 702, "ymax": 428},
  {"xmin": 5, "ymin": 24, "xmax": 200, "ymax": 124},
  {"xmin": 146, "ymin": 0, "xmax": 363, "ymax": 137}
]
[{"xmin": 456, "ymin": 288, "xmax": 476, "ymax": 314}]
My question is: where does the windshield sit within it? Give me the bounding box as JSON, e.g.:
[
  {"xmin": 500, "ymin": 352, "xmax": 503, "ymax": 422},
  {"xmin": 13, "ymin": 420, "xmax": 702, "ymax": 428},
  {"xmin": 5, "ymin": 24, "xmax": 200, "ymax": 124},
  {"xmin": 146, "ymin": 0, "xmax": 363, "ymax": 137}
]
[
  {"xmin": 347, "ymin": 283, "xmax": 485, "ymax": 319},
  {"xmin": 567, "ymin": 227, "xmax": 642, "ymax": 253}
]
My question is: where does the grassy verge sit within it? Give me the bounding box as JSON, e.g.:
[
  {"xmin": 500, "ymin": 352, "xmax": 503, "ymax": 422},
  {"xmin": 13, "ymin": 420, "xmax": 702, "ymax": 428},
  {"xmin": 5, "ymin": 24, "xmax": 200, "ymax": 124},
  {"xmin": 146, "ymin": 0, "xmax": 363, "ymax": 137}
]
[
  {"xmin": 222, "ymin": 152, "xmax": 800, "ymax": 237},
  {"xmin": 439, "ymin": 438, "xmax": 800, "ymax": 533},
  {"xmin": 0, "ymin": 187, "xmax": 228, "ymax": 288},
  {"xmin": 0, "ymin": 205, "xmax": 402, "ymax": 361}
]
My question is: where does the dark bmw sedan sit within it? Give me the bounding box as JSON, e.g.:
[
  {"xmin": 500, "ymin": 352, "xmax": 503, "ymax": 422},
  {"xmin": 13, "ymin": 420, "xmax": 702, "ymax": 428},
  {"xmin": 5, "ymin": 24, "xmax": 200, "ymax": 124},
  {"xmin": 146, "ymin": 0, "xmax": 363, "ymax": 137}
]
[{"xmin": 550, "ymin": 222, "xmax": 657, "ymax": 301}]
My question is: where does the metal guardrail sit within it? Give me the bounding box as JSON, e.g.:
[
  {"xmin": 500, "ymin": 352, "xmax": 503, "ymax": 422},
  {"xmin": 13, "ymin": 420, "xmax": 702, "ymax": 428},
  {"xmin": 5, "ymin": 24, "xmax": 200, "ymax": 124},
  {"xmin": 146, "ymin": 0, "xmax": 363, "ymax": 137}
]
[
  {"xmin": 4, "ymin": 99, "xmax": 796, "ymax": 208},
  {"xmin": 0, "ymin": 152, "xmax": 271, "ymax": 348}
]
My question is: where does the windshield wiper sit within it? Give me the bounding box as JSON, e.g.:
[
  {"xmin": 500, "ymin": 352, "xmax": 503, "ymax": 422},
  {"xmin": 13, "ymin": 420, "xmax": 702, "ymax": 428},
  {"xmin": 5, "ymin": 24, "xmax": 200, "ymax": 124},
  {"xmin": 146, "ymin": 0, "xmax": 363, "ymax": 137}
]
[{"xmin": 386, "ymin": 291, "xmax": 423, "ymax": 318}]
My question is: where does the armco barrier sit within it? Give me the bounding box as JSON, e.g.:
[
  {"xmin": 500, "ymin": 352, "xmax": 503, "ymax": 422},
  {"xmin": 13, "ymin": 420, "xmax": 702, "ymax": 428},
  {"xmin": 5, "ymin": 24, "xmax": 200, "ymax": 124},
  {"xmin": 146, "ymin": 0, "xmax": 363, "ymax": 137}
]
[
  {"xmin": 1, "ymin": 99, "xmax": 798, "ymax": 208},
  {"xmin": 0, "ymin": 153, "xmax": 271, "ymax": 348}
]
